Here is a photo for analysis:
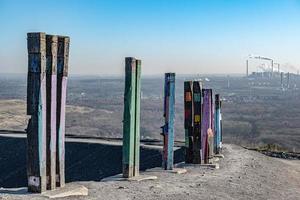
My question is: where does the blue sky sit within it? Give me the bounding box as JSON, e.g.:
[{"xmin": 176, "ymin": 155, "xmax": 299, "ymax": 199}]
[{"xmin": 0, "ymin": 0, "xmax": 299, "ymax": 75}]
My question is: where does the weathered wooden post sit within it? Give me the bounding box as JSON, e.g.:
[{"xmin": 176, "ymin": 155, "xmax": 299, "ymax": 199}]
[
  {"xmin": 214, "ymin": 94, "xmax": 221, "ymax": 154},
  {"xmin": 27, "ymin": 32, "xmax": 47, "ymax": 193},
  {"xmin": 184, "ymin": 81, "xmax": 193, "ymax": 163},
  {"xmin": 161, "ymin": 73, "xmax": 175, "ymax": 170},
  {"xmin": 123, "ymin": 57, "xmax": 141, "ymax": 178},
  {"xmin": 192, "ymin": 81, "xmax": 202, "ymax": 164},
  {"xmin": 201, "ymin": 89, "xmax": 213, "ymax": 164},
  {"xmin": 46, "ymin": 35, "xmax": 58, "ymax": 190},
  {"xmin": 56, "ymin": 36, "xmax": 70, "ymax": 187}
]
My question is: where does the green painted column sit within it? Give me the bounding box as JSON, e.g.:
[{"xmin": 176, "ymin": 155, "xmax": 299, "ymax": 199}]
[
  {"xmin": 134, "ymin": 59, "xmax": 141, "ymax": 176},
  {"xmin": 123, "ymin": 57, "xmax": 141, "ymax": 178}
]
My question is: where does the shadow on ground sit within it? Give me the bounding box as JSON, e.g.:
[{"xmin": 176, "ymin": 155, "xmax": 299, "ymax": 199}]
[{"xmin": 0, "ymin": 136, "xmax": 184, "ymax": 188}]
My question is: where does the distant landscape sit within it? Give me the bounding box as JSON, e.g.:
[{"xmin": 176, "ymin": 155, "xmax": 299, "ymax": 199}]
[{"xmin": 0, "ymin": 73, "xmax": 299, "ymax": 152}]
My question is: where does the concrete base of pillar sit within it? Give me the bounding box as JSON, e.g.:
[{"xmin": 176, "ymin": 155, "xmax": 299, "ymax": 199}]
[
  {"xmin": 0, "ymin": 184, "xmax": 88, "ymax": 199},
  {"xmin": 175, "ymin": 162, "xmax": 219, "ymax": 169},
  {"xmin": 102, "ymin": 174, "xmax": 157, "ymax": 182},
  {"xmin": 42, "ymin": 184, "xmax": 88, "ymax": 198},
  {"xmin": 146, "ymin": 167, "xmax": 187, "ymax": 174},
  {"xmin": 214, "ymin": 154, "xmax": 225, "ymax": 158}
]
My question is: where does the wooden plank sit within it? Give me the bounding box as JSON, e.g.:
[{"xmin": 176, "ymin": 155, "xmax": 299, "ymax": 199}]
[
  {"xmin": 214, "ymin": 94, "xmax": 221, "ymax": 154},
  {"xmin": 123, "ymin": 57, "xmax": 136, "ymax": 178},
  {"xmin": 220, "ymin": 100, "xmax": 223, "ymax": 150},
  {"xmin": 134, "ymin": 59, "xmax": 141, "ymax": 176},
  {"xmin": 46, "ymin": 35, "xmax": 58, "ymax": 190},
  {"xmin": 162, "ymin": 73, "xmax": 175, "ymax": 170},
  {"xmin": 56, "ymin": 36, "xmax": 70, "ymax": 187},
  {"xmin": 26, "ymin": 32, "xmax": 47, "ymax": 193},
  {"xmin": 184, "ymin": 81, "xmax": 193, "ymax": 163},
  {"xmin": 192, "ymin": 81, "xmax": 202, "ymax": 164},
  {"xmin": 201, "ymin": 89, "xmax": 212, "ymax": 164}
]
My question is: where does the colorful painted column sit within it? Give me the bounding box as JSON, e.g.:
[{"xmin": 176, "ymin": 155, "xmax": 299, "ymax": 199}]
[
  {"xmin": 201, "ymin": 89, "xmax": 213, "ymax": 164},
  {"xmin": 27, "ymin": 32, "xmax": 47, "ymax": 193},
  {"xmin": 56, "ymin": 36, "xmax": 70, "ymax": 187},
  {"xmin": 220, "ymin": 100, "xmax": 223, "ymax": 151},
  {"xmin": 46, "ymin": 35, "xmax": 57, "ymax": 190},
  {"xmin": 161, "ymin": 73, "xmax": 175, "ymax": 170},
  {"xmin": 214, "ymin": 94, "xmax": 221, "ymax": 154},
  {"xmin": 184, "ymin": 81, "xmax": 193, "ymax": 163},
  {"xmin": 192, "ymin": 81, "xmax": 202, "ymax": 164},
  {"xmin": 123, "ymin": 57, "xmax": 141, "ymax": 178}
]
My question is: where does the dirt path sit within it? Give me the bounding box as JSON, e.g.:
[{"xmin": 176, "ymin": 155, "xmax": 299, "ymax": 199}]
[{"xmin": 1, "ymin": 144, "xmax": 299, "ymax": 200}]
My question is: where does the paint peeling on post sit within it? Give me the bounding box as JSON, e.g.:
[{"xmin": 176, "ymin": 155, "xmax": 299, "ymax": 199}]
[
  {"xmin": 46, "ymin": 35, "xmax": 58, "ymax": 190},
  {"xmin": 123, "ymin": 57, "xmax": 141, "ymax": 178},
  {"xmin": 192, "ymin": 81, "xmax": 202, "ymax": 164},
  {"xmin": 202, "ymin": 89, "xmax": 213, "ymax": 164},
  {"xmin": 26, "ymin": 32, "xmax": 47, "ymax": 193},
  {"xmin": 184, "ymin": 81, "xmax": 193, "ymax": 163},
  {"xmin": 56, "ymin": 36, "xmax": 70, "ymax": 187},
  {"xmin": 161, "ymin": 73, "xmax": 175, "ymax": 170},
  {"xmin": 214, "ymin": 94, "xmax": 221, "ymax": 154}
]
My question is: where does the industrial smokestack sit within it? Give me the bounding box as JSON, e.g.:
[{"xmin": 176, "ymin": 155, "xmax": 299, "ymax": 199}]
[
  {"xmin": 271, "ymin": 60, "xmax": 274, "ymax": 78},
  {"xmin": 280, "ymin": 72, "xmax": 283, "ymax": 88},
  {"xmin": 287, "ymin": 72, "xmax": 290, "ymax": 89},
  {"xmin": 246, "ymin": 60, "xmax": 249, "ymax": 77}
]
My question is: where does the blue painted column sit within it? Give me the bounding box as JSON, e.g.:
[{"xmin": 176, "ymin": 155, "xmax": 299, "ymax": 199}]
[
  {"xmin": 214, "ymin": 94, "xmax": 221, "ymax": 154},
  {"xmin": 161, "ymin": 73, "xmax": 175, "ymax": 170}
]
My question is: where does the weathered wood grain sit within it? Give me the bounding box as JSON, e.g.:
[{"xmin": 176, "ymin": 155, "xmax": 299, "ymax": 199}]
[
  {"xmin": 26, "ymin": 32, "xmax": 47, "ymax": 193},
  {"xmin": 202, "ymin": 89, "xmax": 213, "ymax": 164},
  {"xmin": 184, "ymin": 81, "xmax": 193, "ymax": 163},
  {"xmin": 56, "ymin": 36, "xmax": 70, "ymax": 187},
  {"xmin": 46, "ymin": 34, "xmax": 57, "ymax": 190},
  {"xmin": 192, "ymin": 81, "xmax": 202, "ymax": 164},
  {"xmin": 162, "ymin": 73, "xmax": 175, "ymax": 170},
  {"xmin": 214, "ymin": 94, "xmax": 221, "ymax": 154},
  {"xmin": 123, "ymin": 57, "xmax": 136, "ymax": 178}
]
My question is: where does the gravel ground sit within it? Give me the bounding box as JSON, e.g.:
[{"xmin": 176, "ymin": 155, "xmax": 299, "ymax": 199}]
[{"xmin": 1, "ymin": 144, "xmax": 299, "ymax": 200}]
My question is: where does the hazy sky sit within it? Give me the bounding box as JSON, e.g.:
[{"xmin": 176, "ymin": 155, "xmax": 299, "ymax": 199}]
[{"xmin": 0, "ymin": 0, "xmax": 300, "ymax": 75}]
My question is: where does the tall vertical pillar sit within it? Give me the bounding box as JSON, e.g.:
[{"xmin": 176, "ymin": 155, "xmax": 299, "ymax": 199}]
[
  {"xmin": 214, "ymin": 94, "xmax": 221, "ymax": 154},
  {"xmin": 123, "ymin": 57, "xmax": 141, "ymax": 178},
  {"xmin": 201, "ymin": 89, "xmax": 213, "ymax": 164},
  {"xmin": 46, "ymin": 35, "xmax": 57, "ymax": 190},
  {"xmin": 27, "ymin": 32, "xmax": 47, "ymax": 193},
  {"xmin": 162, "ymin": 73, "xmax": 175, "ymax": 170},
  {"xmin": 56, "ymin": 36, "xmax": 70, "ymax": 187},
  {"xmin": 192, "ymin": 81, "xmax": 202, "ymax": 164},
  {"xmin": 134, "ymin": 59, "xmax": 141, "ymax": 175},
  {"xmin": 184, "ymin": 81, "xmax": 193, "ymax": 163}
]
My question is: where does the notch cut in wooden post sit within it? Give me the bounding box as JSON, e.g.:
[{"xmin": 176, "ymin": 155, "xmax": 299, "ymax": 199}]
[
  {"xmin": 46, "ymin": 34, "xmax": 58, "ymax": 190},
  {"xmin": 184, "ymin": 81, "xmax": 193, "ymax": 163},
  {"xmin": 27, "ymin": 32, "xmax": 47, "ymax": 193},
  {"xmin": 123, "ymin": 57, "xmax": 141, "ymax": 178},
  {"xmin": 161, "ymin": 73, "xmax": 175, "ymax": 170},
  {"xmin": 56, "ymin": 36, "xmax": 70, "ymax": 187}
]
